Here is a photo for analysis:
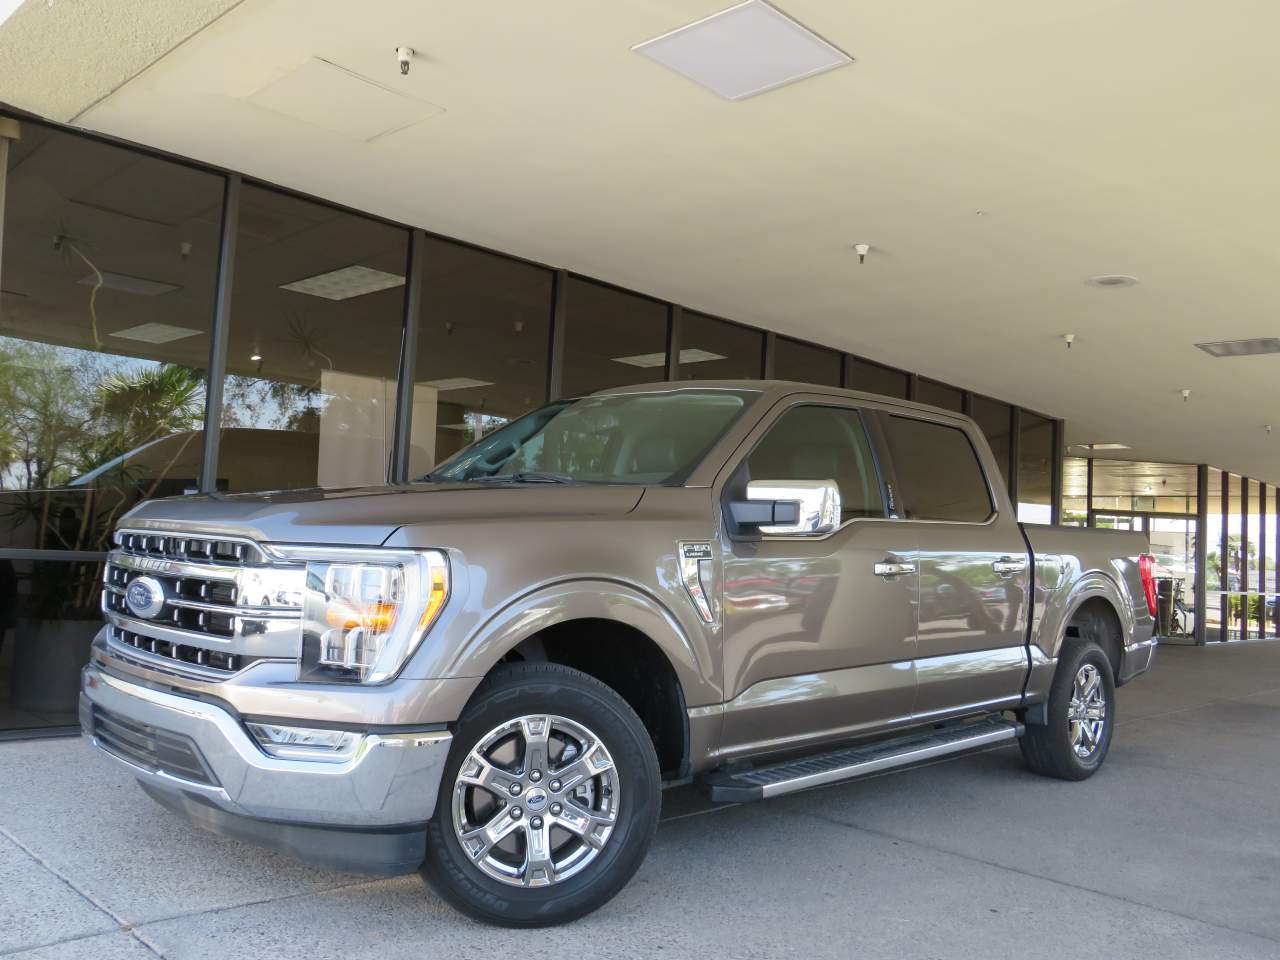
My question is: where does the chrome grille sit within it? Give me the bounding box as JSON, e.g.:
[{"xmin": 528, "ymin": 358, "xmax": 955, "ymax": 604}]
[{"xmin": 103, "ymin": 529, "xmax": 305, "ymax": 679}]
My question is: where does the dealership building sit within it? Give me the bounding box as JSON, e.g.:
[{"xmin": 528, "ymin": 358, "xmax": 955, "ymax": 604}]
[{"xmin": 1, "ymin": 0, "xmax": 1278, "ymax": 738}]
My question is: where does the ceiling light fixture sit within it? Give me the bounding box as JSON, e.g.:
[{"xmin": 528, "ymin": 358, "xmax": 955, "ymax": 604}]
[
  {"xmin": 1062, "ymin": 333, "xmax": 1076, "ymax": 349},
  {"xmin": 250, "ymin": 353, "xmax": 263, "ymax": 362},
  {"xmin": 1181, "ymin": 388, "xmax": 1192, "ymax": 402},
  {"xmin": 613, "ymin": 348, "xmax": 728, "ymax": 368},
  {"xmin": 419, "ymin": 377, "xmax": 495, "ymax": 391},
  {"xmin": 632, "ymin": 0, "xmax": 852, "ymax": 101},
  {"xmin": 280, "ymin": 265, "xmax": 405, "ymax": 301},
  {"xmin": 109, "ymin": 322, "xmax": 203, "ymax": 344},
  {"xmin": 80, "ymin": 272, "xmax": 179, "ymax": 296},
  {"xmin": 853, "ymin": 243, "xmax": 870, "ymax": 264},
  {"xmin": 1086, "ymin": 275, "xmax": 1139, "ymax": 288},
  {"xmin": 1194, "ymin": 337, "xmax": 1280, "ymax": 358}
]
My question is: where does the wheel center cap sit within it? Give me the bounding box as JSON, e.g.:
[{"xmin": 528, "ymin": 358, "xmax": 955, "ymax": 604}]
[{"xmin": 524, "ymin": 787, "xmax": 548, "ymax": 810}]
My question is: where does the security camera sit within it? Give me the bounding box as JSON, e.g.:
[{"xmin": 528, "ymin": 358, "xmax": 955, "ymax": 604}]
[{"xmin": 396, "ymin": 46, "xmax": 414, "ymax": 75}]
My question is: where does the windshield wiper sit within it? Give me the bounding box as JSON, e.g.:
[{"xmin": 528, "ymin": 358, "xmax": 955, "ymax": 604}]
[{"xmin": 473, "ymin": 472, "xmax": 577, "ymax": 484}]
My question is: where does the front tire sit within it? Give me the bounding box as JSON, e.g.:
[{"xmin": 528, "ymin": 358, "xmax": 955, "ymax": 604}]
[
  {"xmin": 422, "ymin": 662, "xmax": 660, "ymax": 927},
  {"xmin": 1020, "ymin": 640, "xmax": 1115, "ymax": 780}
]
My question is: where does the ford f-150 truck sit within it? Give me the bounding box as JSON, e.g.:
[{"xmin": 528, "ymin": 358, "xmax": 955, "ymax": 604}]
[{"xmin": 80, "ymin": 381, "xmax": 1157, "ymax": 926}]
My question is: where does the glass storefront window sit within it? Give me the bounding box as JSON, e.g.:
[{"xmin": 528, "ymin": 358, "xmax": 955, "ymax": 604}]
[
  {"xmin": 1017, "ymin": 411, "xmax": 1055, "ymax": 523},
  {"xmin": 773, "ymin": 336, "xmax": 841, "ymax": 386},
  {"xmin": 971, "ymin": 396, "xmax": 1013, "ymax": 491},
  {"xmin": 845, "ymin": 356, "xmax": 908, "ymax": 399},
  {"xmin": 678, "ymin": 312, "xmax": 764, "ymax": 380},
  {"xmin": 1, "ymin": 122, "xmax": 224, "ymax": 730},
  {"xmin": 561, "ymin": 277, "xmax": 668, "ymax": 397},
  {"xmin": 407, "ymin": 238, "xmax": 553, "ymax": 476},
  {"xmin": 915, "ymin": 378, "xmax": 963, "ymax": 413},
  {"xmin": 219, "ymin": 185, "xmax": 409, "ymax": 491}
]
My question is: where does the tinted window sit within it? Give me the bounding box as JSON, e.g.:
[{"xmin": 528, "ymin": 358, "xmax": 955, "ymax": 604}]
[
  {"xmin": 679, "ymin": 312, "xmax": 764, "ymax": 380},
  {"xmin": 846, "ymin": 357, "xmax": 908, "ymax": 399},
  {"xmin": 746, "ymin": 406, "xmax": 884, "ymax": 520},
  {"xmin": 773, "ymin": 337, "xmax": 842, "ymax": 386},
  {"xmin": 915, "ymin": 378, "xmax": 963, "ymax": 413},
  {"xmin": 882, "ymin": 415, "xmax": 992, "ymax": 522},
  {"xmin": 970, "ymin": 395, "xmax": 1012, "ymax": 491},
  {"xmin": 561, "ymin": 278, "xmax": 668, "ymax": 396}
]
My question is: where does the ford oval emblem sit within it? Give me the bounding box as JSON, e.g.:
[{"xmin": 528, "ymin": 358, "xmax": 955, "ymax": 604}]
[{"xmin": 124, "ymin": 575, "xmax": 166, "ymax": 620}]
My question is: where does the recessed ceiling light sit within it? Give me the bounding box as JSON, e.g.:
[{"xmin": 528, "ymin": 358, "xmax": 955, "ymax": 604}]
[
  {"xmin": 419, "ymin": 377, "xmax": 495, "ymax": 391},
  {"xmin": 632, "ymin": 0, "xmax": 852, "ymax": 101},
  {"xmin": 280, "ymin": 265, "xmax": 405, "ymax": 301},
  {"xmin": 109, "ymin": 322, "xmax": 203, "ymax": 344},
  {"xmin": 250, "ymin": 353, "xmax": 263, "ymax": 362},
  {"xmin": 613, "ymin": 348, "xmax": 728, "ymax": 368},
  {"xmin": 80, "ymin": 272, "xmax": 179, "ymax": 296},
  {"xmin": 1194, "ymin": 338, "xmax": 1280, "ymax": 358},
  {"xmin": 1086, "ymin": 275, "xmax": 1138, "ymax": 288}
]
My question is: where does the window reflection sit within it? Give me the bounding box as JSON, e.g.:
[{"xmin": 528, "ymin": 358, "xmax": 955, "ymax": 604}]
[
  {"xmin": 773, "ymin": 337, "xmax": 841, "ymax": 386},
  {"xmin": 220, "ymin": 186, "xmax": 408, "ymax": 490},
  {"xmin": 408, "ymin": 238, "xmax": 552, "ymax": 476},
  {"xmin": 561, "ymin": 278, "xmax": 668, "ymax": 396},
  {"xmin": 0, "ymin": 121, "xmax": 223, "ymax": 730}
]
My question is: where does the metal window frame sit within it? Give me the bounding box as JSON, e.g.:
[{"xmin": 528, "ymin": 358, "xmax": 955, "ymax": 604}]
[{"xmin": 198, "ymin": 173, "xmax": 239, "ymax": 494}]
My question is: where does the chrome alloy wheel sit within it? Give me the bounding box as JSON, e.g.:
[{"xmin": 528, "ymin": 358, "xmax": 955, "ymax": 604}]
[
  {"xmin": 1067, "ymin": 663, "xmax": 1107, "ymax": 758},
  {"xmin": 452, "ymin": 714, "xmax": 620, "ymax": 888}
]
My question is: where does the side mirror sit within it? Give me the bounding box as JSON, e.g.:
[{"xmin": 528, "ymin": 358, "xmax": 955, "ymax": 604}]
[{"xmin": 731, "ymin": 479, "xmax": 842, "ymax": 536}]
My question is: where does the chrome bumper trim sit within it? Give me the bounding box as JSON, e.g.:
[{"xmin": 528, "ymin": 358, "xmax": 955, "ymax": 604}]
[{"xmin": 81, "ymin": 663, "xmax": 452, "ymax": 828}]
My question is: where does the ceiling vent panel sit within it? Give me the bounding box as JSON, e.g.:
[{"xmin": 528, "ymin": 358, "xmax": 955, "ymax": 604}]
[
  {"xmin": 632, "ymin": 0, "xmax": 851, "ymax": 101},
  {"xmin": 244, "ymin": 58, "xmax": 444, "ymax": 142},
  {"xmin": 1194, "ymin": 338, "xmax": 1280, "ymax": 358}
]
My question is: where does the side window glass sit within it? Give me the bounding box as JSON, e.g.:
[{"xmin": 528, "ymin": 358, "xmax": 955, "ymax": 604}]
[
  {"xmin": 880, "ymin": 415, "xmax": 993, "ymax": 522},
  {"xmin": 745, "ymin": 406, "xmax": 884, "ymax": 520}
]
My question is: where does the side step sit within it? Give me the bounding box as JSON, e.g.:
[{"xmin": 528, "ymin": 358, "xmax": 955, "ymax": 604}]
[{"xmin": 700, "ymin": 716, "xmax": 1023, "ymax": 803}]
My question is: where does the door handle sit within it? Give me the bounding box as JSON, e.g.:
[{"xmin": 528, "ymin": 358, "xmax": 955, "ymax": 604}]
[
  {"xmin": 992, "ymin": 556, "xmax": 1027, "ymax": 577},
  {"xmin": 874, "ymin": 560, "xmax": 916, "ymax": 578}
]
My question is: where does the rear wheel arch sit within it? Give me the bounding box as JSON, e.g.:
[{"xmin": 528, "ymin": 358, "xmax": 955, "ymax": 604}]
[{"xmin": 1061, "ymin": 595, "xmax": 1124, "ymax": 680}]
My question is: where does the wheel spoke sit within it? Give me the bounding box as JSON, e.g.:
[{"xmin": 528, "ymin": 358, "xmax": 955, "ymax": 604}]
[
  {"xmin": 553, "ymin": 802, "xmax": 616, "ymax": 850},
  {"xmin": 520, "ymin": 715, "xmax": 552, "ymax": 775},
  {"xmin": 458, "ymin": 752, "xmax": 519, "ymax": 798},
  {"xmin": 459, "ymin": 805, "xmax": 523, "ymax": 862},
  {"xmin": 552, "ymin": 739, "xmax": 612, "ymax": 793},
  {"xmin": 522, "ymin": 820, "xmax": 555, "ymax": 887}
]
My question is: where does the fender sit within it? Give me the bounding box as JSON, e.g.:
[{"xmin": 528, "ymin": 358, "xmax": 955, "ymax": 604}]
[
  {"xmin": 431, "ymin": 577, "xmax": 719, "ymax": 709},
  {"xmin": 1025, "ymin": 566, "xmax": 1133, "ymax": 711}
]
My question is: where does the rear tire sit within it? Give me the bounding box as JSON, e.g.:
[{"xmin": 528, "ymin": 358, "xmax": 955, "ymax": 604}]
[
  {"xmin": 1020, "ymin": 640, "xmax": 1115, "ymax": 781},
  {"xmin": 421, "ymin": 662, "xmax": 660, "ymax": 927}
]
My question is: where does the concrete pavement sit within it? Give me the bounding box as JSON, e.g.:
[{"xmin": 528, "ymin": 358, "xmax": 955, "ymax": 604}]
[{"xmin": 2, "ymin": 640, "xmax": 1278, "ymax": 959}]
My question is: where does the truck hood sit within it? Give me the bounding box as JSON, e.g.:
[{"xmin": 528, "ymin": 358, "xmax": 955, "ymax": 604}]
[{"xmin": 120, "ymin": 482, "xmax": 646, "ymax": 546}]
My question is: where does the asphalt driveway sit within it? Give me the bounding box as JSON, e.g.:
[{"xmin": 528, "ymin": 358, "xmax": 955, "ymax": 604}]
[{"xmin": 2, "ymin": 640, "xmax": 1278, "ymax": 959}]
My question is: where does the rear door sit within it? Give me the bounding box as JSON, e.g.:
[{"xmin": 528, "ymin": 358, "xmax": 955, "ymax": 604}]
[
  {"xmin": 873, "ymin": 411, "xmax": 1031, "ymax": 720},
  {"xmin": 717, "ymin": 398, "xmax": 918, "ymax": 759}
]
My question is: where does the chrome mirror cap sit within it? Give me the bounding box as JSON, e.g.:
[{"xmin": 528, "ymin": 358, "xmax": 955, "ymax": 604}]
[{"xmin": 746, "ymin": 480, "xmax": 841, "ymax": 536}]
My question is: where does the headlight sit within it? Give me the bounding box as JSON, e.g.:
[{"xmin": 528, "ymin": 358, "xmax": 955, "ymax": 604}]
[{"xmin": 274, "ymin": 547, "xmax": 449, "ymax": 684}]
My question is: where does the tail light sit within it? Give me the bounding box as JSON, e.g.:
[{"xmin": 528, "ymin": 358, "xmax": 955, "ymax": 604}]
[{"xmin": 1138, "ymin": 554, "xmax": 1158, "ymax": 617}]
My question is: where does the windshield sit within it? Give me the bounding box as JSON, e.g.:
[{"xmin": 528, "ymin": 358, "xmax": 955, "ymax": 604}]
[{"xmin": 428, "ymin": 389, "xmax": 754, "ymax": 485}]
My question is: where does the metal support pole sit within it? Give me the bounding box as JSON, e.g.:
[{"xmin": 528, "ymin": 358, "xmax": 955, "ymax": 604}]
[
  {"xmin": 390, "ymin": 229, "xmax": 425, "ymax": 483},
  {"xmin": 665, "ymin": 305, "xmax": 683, "ymax": 381},
  {"xmin": 547, "ymin": 270, "xmax": 567, "ymax": 400},
  {"xmin": 1194, "ymin": 464, "xmax": 1209, "ymax": 645},
  {"xmin": 199, "ymin": 174, "xmax": 240, "ymax": 494},
  {"xmin": 0, "ymin": 118, "xmax": 19, "ymax": 298}
]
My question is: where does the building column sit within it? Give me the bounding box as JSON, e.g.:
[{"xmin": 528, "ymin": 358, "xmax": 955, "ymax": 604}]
[
  {"xmin": 1194, "ymin": 463, "xmax": 1209, "ymax": 645},
  {"xmin": 0, "ymin": 117, "xmax": 19, "ymax": 293}
]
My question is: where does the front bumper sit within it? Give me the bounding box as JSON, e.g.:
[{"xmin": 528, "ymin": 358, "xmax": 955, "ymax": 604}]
[{"xmin": 80, "ymin": 662, "xmax": 453, "ymax": 874}]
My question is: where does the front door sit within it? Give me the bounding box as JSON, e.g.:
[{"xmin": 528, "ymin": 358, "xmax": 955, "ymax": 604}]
[{"xmin": 718, "ymin": 401, "xmax": 918, "ymax": 760}]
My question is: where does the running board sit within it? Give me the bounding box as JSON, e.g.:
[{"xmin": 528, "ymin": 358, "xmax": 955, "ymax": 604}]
[{"xmin": 700, "ymin": 716, "xmax": 1023, "ymax": 803}]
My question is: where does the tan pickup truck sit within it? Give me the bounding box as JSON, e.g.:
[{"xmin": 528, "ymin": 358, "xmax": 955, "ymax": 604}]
[{"xmin": 80, "ymin": 381, "xmax": 1157, "ymax": 926}]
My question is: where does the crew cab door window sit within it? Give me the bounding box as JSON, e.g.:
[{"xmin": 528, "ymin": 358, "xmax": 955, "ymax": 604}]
[
  {"xmin": 877, "ymin": 413, "xmax": 1029, "ymax": 719},
  {"xmin": 744, "ymin": 405, "xmax": 884, "ymax": 522},
  {"xmin": 879, "ymin": 415, "xmax": 993, "ymax": 522}
]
